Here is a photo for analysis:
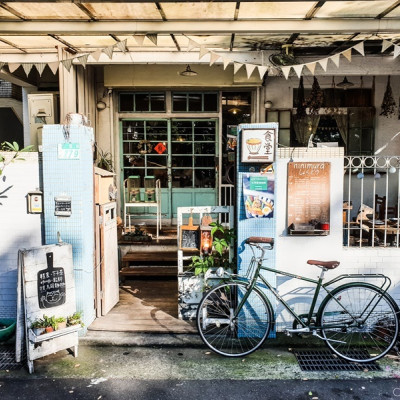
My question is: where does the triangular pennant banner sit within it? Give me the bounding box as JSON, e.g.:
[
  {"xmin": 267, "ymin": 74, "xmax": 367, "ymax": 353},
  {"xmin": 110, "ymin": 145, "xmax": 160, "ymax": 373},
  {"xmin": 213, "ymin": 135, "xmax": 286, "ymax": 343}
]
[
  {"xmin": 48, "ymin": 61, "xmax": 59, "ymax": 75},
  {"xmin": 22, "ymin": 63, "xmax": 33, "ymax": 76},
  {"xmin": 233, "ymin": 62, "xmax": 243, "ymax": 75},
  {"xmin": 34, "ymin": 63, "xmax": 46, "ymax": 76},
  {"xmin": 353, "ymin": 42, "xmax": 364, "ymax": 56},
  {"xmin": 245, "ymin": 63, "xmax": 257, "ymax": 79},
  {"xmin": 381, "ymin": 39, "xmax": 393, "ymax": 53},
  {"xmin": 0, "ymin": 61, "xmax": 5, "ymax": 71},
  {"xmin": 187, "ymin": 39, "xmax": 198, "ymax": 52},
  {"xmin": 77, "ymin": 54, "xmax": 89, "ymax": 69},
  {"xmin": 318, "ymin": 58, "xmax": 328, "ymax": 72},
  {"xmin": 293, "ymin": 64, "xmax": 304, "ymax": 78},
  {"xmin": 199, "ymin": 45, "xmax": 210, "ymax": 60},
  {"xmin": 223, "ymin": 57, "xmax": 231, "ymax": 70},
  {"xmin": 103, "ymin": 45, "xmax": 114, "ymax": 60},
  {"xmin": 133, "ymin": 34, "xmax": 145, "ymax": 46},
  {"xmin": 394, "ymin": 45, "xmax": 400, "ymax": 59},
  {"xmin": 257, "ymin": 65, "xmax": 268, "ymax": 80},
  {"xmin": 281, "ymin": 66, "xmax": 291, "ymax": 80},
  {"xmin": 8, "ymin": 63, "xmax": 20, "ymax": 73},
  {"xmin": 116, "ymin": 39, "xmax": 128, "ymax": 53},
  {"xmin": 305, "ymin": 62, "xmax": 316, "ymax": 75},
  {"xmin": 90, "ymin": 49, "xmax": 102, "ymax": 62},
  {"xmin": 61, "ymin": 58, "xmax": 73, "ymax": 72},
  {"xmin": 146, "ymin": 34, "xmax": 158, "ymax": 46},
  {"xmin": 209, "ymin": 52, "xmax": 220, "ymax": 66},
  {"xmin": 342, "ymin": 48, "xmax": 352, "ymax": 62},
  {"xmin": 330, "ymin": 53, "xmax": 340, "ymax": 67}
]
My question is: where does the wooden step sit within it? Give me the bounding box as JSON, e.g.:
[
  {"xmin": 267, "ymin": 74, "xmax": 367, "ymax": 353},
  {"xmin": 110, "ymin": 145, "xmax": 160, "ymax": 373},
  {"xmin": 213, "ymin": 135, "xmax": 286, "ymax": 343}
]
[
  {"xmin": 120, "ymin": 266, "xmax": 177, "ymax": 277},
  {"xmin": 122, "ymin": 251, "xmax": 177, "ymax": 263}
]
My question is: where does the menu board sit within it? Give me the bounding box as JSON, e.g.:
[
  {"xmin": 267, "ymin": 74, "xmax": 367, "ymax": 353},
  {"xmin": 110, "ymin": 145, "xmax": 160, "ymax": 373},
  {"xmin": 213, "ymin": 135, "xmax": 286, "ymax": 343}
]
[{"xmin": 287, "ymin": 162, "xmax": 330, "ymax": 233}]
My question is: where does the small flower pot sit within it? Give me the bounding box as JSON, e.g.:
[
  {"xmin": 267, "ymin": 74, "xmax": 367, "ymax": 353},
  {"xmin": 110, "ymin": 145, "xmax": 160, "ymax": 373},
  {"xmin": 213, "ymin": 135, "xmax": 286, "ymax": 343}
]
[
  {"xmin": 33, "ymin": 327, "xmax": 45, "ymax": 336},
  {"xmin": 45, "ymin": 326, "xmax": 54, "ymax": 333},
  {"xmin": 56, "ymin": 321, "xmax": 67, "ymax": 330}
]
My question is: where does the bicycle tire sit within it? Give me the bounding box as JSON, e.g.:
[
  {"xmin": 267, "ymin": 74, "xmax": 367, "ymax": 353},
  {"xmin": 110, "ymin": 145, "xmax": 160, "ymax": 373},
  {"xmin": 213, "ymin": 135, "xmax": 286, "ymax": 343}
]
[
  {"xmin": 318, "ymin": 283, "xmax": 399, "ymax": 363},
  {"xmin": 196, "ymin": 282, "xmax": 273, "ymax": 357}
]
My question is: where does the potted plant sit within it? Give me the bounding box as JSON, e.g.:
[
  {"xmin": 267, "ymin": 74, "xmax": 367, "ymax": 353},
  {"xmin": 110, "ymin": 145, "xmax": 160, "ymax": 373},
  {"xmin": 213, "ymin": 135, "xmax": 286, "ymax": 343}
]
[
  {"xmin": 30, "ymin": 317, "xmax": 45, "ymax": 336},
  {"xmin": 42, "ymin": 315, "xmax": 57, "ymax": 333},
  {"xmin": 67, "ymin": 311, "xmax": 84, "ymax": 327},
  {"xmin": 55, "ymin": 317, "xmax": 67, "ymax": 330}
]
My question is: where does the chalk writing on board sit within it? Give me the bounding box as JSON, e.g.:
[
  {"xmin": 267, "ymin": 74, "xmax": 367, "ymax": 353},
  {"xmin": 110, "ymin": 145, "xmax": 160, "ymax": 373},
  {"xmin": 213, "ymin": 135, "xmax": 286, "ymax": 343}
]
[
  {"xmin": 180, "ymin": 229, "xmax": 200, "ymax": 251},
  {"xmin": 37, "ymin": 252, "xmax": 66, "ymax": 309}
]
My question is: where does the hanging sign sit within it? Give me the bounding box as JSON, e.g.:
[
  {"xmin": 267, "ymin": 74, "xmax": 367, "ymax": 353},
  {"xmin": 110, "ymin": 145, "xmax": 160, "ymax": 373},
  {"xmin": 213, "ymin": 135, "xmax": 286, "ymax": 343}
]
[
  {"xmin": 58, "ymin": 143, "xmax": 80, "ymax": 160},
  {"xmin": 243, "ymin": 172, "xmax": 274, "ymax": 219},
  {"xmin": 154, "ymin": 142, "xmax": 167, "ymax": 154},
  {"xmin": 241, "ymin": 128, "xmax": 276, "ymax": 163}
]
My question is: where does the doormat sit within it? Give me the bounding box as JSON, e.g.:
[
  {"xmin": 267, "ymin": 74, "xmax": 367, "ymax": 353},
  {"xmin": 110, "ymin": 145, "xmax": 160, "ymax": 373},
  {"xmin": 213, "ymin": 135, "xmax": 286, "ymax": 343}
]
[
  {"xmin": 293, "ymin": 350, "xmax": 381, "ymax": 371},
  {"xmin": 0, "ymin": 345, "xmax": 25, "ymax": 371}
]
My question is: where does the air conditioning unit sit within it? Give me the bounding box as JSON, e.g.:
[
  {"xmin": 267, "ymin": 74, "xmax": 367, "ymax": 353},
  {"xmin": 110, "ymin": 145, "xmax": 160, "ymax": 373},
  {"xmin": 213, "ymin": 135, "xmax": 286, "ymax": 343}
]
[{"xmin": 28, "ymin": 93, "xmax": 59, "ymax": 151}]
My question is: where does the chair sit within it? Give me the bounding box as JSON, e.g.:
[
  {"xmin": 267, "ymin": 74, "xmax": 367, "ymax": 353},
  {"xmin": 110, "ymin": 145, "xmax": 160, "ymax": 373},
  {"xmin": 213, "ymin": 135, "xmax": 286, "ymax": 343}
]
[{"xmin": 375, "ymin": 194, "xmax": 398, "ymax": 220}]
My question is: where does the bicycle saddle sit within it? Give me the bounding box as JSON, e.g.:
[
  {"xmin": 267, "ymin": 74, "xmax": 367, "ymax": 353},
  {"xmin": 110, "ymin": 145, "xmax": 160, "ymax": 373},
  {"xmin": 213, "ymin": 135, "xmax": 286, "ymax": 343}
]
[
  {"xmin": 246, "ymin": 237, "xmax": 274, "ymax": 245},
  {"xmin": 307, "ymin": 260, "xmax": 340, "ymax": 269}
]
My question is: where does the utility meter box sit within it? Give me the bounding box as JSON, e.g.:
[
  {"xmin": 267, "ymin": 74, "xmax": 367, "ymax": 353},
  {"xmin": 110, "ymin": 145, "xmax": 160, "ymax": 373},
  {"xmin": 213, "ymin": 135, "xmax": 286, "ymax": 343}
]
[{"xmin": 28, "ymin": 93, "xmax": 59, "ymax": 151}]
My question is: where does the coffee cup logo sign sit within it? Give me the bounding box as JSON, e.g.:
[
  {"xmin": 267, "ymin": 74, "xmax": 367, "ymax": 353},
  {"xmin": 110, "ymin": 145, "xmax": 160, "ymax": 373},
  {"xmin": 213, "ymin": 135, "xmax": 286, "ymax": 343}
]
[
  {"xmin": 37, "ymin": 252, "xmax": 66, "ymax": 309},
  {"xmin": 241, "ymin": 128, "xmax": 276, "ymax": 163}
]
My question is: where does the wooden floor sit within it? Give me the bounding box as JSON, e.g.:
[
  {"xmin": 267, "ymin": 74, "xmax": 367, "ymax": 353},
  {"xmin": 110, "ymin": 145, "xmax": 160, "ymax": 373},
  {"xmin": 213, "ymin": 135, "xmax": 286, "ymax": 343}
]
[{"xmin": 88, "ymin": 278, "xmax": 196, "ymax": 333}]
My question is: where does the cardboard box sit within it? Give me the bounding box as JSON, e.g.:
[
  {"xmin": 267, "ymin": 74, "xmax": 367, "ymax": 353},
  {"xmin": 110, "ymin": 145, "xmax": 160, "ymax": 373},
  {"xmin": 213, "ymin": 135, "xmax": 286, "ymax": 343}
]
[{"xmin": 94, "ymin": 167, "xmax": 116, "ymax": 205}]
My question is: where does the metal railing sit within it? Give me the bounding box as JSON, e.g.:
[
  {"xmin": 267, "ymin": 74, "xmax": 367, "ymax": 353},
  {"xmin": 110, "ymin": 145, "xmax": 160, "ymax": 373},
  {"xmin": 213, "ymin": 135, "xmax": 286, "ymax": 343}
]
[{"xmin": 343, "ymin": 156, "xmax": 400, "ymax": 248}]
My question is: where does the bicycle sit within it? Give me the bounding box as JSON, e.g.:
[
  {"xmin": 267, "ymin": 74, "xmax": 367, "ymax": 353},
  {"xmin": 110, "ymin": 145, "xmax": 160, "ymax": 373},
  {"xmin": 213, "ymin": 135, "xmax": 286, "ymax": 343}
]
[{"xmin": 197, "ymin": 236, "xmax": 400, "ymax": 362}]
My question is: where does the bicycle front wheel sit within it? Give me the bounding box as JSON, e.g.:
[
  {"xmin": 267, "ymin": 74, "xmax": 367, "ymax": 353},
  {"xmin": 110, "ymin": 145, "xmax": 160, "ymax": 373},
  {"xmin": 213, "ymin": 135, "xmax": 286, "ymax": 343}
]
[
  {"xmin": 196, "ymin": 282, "xmax": 273, "ymax": 357},
  {"xmin": 318, "ymin": 284, "xmax": 399, "ymax": 362}
]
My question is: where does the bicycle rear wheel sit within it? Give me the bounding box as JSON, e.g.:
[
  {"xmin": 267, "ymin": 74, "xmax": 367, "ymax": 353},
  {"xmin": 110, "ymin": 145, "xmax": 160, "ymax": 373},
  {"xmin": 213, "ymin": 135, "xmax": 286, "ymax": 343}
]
[
  {"xmin": 318, "ymin": 284, "xmax": 399, "ymax": 362},
  {"xmin": 196, "ymin": 282, "xmax": 273, "ymax": 357}
]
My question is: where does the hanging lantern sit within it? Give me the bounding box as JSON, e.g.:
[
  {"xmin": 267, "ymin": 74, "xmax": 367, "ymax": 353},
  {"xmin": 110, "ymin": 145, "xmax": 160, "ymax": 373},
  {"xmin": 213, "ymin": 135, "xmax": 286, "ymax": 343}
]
[{"xmin": 380, "ymin": 76, "xmax": 397, "ymax": 117}]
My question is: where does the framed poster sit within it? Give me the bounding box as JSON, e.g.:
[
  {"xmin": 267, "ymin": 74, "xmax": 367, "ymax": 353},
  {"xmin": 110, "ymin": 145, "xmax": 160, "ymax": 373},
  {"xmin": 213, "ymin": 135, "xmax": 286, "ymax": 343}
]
[{"xmin": 241, "ymin": 128, "xmax": 276, "ymax": 163}]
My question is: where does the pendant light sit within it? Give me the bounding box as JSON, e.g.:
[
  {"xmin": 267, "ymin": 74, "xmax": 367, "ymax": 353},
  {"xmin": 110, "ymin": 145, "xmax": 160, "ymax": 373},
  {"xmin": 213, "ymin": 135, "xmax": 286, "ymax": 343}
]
[
  {"xmin": 180, "ymin": 65, "xmax": 198, "ymax": 76},
  {"xmin": 336, "ymin": 76, "xmax": 354, "ymax": 89}
]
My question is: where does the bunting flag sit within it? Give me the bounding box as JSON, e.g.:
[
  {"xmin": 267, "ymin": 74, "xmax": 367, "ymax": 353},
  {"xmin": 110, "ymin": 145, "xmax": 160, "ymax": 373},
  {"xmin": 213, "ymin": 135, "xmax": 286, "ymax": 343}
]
[
  {"xmin": 61, "ymin": 58, "xmax": 73, "ymax": 72},
  {"xmin": 257, "ymin": 65, "xmax": 268, "ymax": 80},
  {"xmin": 381, "ymin": 39, "xmax": 393, "ymax": 53},
  {"xmin": 245, "ymin": 63, "xmax": 257, "ymax": 79},
  {"xmin": 318, "ymin": 58, "xmax": 328, "ymax": 72},
  {"xmin": 342, "ymin": 48, "xmax": 352, "ymax": 62},
  {"xmin": 116, "ymin": 39, "xmax": 128, "ymax": 53},
  {"xmin": 48, "ymin": 61, "xmax": 59, "ymax": 75},
  {"xmin": 146, "ymin": 34, "xmax": 158, "ymax": 46},
  {"xmin": 353, "ymin": 42, "xmax": 364, "ymax": 56},
  {"xmin": 305, "ymin": 62, "xmax": 316, "ymax": 75},
  {"xmin": 293, "ymin": 64, "xmax": 303, "ymax": 78},
  {"xmin": 133, "ymin": 34, "xmax": 145, "ymax": 46},
  {"xmin": 90, "ymin": 49, "xmax": 102, "ymax": 62},
  {"xmin": 34, "ymin": 63, "xmax": 46, "ymax": 76},
  {"xmin": 103, "ymin": 45, "xmax": 114, "ymax": 60},
  {"xmin": 394, "ymin": 45, "xmax": 400, "ymax": 59},
  {"xmin": 22, "ymin": 63, "xmax": 33, "ymax": 76},
  {"xmin": 233, "ymin": 62, "xmax": 243, "ymax": 74},
  {"xmin": 209, "ymin": 52, "xmax": 220, "ymax": 66},
  {"xmin": 199, "ymin": 45, "xmax": 210, "ymax": 60},
  {"xmin": 281, "ymin": 66, "xmax": 291, "ymax": 80},
  {"xmin": 330, "ymin": 53, "xmax": 341, "ymax": 68},
  {"xmin": 223, "ymin": 57, "xmax": 231, "ymax": 70},
  {"xmin": 8, "ymin": 63, "xmax": 20, "ymax": 73},
  {"xmin": 0, "ymin": 61, "xmax": 5, "ymax": 71},
  {"xmin": 187, "ymin": 39, "xmax": 198, "ymax": 52},
  {"xmin": 77, "ymin": 54, "xmax": 89, "ymax": 69}
]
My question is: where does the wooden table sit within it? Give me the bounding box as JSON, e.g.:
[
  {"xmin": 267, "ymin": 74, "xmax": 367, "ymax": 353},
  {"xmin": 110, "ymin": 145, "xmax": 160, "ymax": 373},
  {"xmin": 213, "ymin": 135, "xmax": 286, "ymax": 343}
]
[{"xmin": 364, "ymin": 220, "xmax": 400, "ymax": 246}]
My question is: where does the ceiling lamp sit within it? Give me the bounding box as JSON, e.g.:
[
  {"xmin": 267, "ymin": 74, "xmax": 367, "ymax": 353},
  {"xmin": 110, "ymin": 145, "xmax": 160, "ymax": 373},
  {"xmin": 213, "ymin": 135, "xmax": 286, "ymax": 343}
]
[
  {"xmin": 180, "ymin": 65, "xmax": 198, "ymax": 76},
  {"xmin": 228, "ymin": 107, "xmax": 241, "ymax": 115},
  {"xmin": 337, "ymin": 76, "xmax": 354, "ymax": 89}
]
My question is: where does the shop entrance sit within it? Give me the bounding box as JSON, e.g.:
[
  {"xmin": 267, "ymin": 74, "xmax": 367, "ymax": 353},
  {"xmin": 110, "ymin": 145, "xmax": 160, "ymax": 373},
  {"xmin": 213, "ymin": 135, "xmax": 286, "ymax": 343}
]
[{"xmin": 120, "ymin": 118, "xmax": 218, "ymax": 223}]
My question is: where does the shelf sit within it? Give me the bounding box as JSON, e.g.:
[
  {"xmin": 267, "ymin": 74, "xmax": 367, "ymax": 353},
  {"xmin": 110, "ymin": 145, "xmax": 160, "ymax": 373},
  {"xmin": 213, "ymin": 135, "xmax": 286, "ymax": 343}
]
[
  {"xmin": 289, "ymin": 230, "xmax": 330, "ymax": 236},
  {"xmin": 28, "ymin": 324, "xmax": 82, "ymax": 343}
]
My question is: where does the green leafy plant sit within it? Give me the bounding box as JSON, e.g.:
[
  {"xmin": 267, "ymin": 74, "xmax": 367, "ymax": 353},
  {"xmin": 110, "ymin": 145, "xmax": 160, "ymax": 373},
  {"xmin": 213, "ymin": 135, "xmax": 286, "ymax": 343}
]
[
  {"xmin": 67, "ymin": 311, "xmax": 84, "ymax": 327},
  {"xmin": 42, "ymin": 315, "xmax": 57, "ymax": 330},
  {"xmin": 0, "ymin": 141, "xmax": 34, "ymax": 176},
  {"xmin": 30, "ymin": 317, "xmax": 45, "ymax": 329},
  {"xmin": 190, "ymin": 222, "xmax": 235, "ymax": 276},
  {"xmin": 96, "ymin": 148, "xmax": 114, "ymax": 172}
]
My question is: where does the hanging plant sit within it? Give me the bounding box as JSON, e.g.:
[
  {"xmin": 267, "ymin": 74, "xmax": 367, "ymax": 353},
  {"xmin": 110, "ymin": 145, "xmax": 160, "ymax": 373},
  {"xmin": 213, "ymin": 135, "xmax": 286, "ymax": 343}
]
[
  {"xmin": 380, "ymin": 76, "xmax": 396, "ymax": 117},
  {"xmin": 306, "ymin": 76, "xmax": 324, "ymax": 115},
  {"xmin": 295, "ymin": 76, "xmax": 307, "ymax": 120}
]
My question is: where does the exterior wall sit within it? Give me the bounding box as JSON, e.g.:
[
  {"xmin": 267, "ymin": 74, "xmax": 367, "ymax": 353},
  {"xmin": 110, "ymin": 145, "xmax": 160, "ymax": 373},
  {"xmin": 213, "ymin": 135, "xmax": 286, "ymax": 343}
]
[
  {"xmin": 0, "ymin": 152, "xmax": 42, "ymax": 318},
  {"xmin": 274, "ymin": 147, "xmax": 400, "ymax": 331}
]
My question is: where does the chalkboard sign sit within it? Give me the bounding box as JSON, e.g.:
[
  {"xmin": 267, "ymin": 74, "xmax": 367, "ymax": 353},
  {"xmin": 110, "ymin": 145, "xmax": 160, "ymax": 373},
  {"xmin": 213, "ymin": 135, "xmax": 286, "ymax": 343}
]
[
  {"xmin": 37, "ymin": 252, "xmax": 66, "ymax": 309},
  {"xmin": 180, "ymin": 228, "xmax": 200, "ymax": 251},
  {"xmin": 287, "ymin": 162, "xmax": 331, "ymax": 235}
]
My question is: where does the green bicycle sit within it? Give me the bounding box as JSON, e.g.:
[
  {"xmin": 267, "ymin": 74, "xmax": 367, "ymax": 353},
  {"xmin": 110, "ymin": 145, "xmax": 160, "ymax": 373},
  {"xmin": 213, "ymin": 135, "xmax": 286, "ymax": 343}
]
[{"xmin": 197, "ymin": 237, "xmax": 400, "ymax": 361}]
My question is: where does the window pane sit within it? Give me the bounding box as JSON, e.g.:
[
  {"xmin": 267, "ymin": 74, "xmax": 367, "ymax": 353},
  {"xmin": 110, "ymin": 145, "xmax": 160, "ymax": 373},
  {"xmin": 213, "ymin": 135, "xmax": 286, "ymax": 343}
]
[
  {"xmin": 195, "ymin": 169, "xmax": 215, "ymax": 188},
  {"xmin": 173, "ymin": 93, "xmax": 187, "ymax": 111},
  {"xmin": 266, "ymin": 111, "xmax": 278, "ymax": 123},
  {"xmin": 172, "ymin": 155, "xmax": 192, "ymax": 168},
  {"xmin": 194, "ymin": 155, "xmax": 214, "ymax": 168},
  {"xmin": 172, "ymin": 142, "xmax": 192, "ymax": 154},
  {"xmin": 194, "ymin": 142, "xmax": 215, "ymax": 154},
  {"xmin": 204, "ymin": 93, "xmax": 218, "ymax": 112},
  {"xmin": 172, "ymin": 169, "xmax": 192, "ymax": 187},
  {"xmin": 188, "ymin": 93, "xmax": 202, "ymax": 111},
  {"xmin": 122, "ymin": 121, "xmax": 145, "ymax": 141},
  {"xmin": 146, "ymin": 120, "xmax": 168, "ymax": 141},
  {"xmin": 150, "ymin": 93, "xmax": 165, "ymax": 112},
  {"xmin": 280, "ymin": 111, "xmax": 291, "ymax": 128},
  {"xmin": 135, "ymin": 93, "xmax": 149, "ymax": 111},
  {"xmin": 147, "ymin": 155, "xmax": 167, "ymax": 167},
  {"xmin": 120, "ymin": 94, "xmax": 134, "ymax": 112}
]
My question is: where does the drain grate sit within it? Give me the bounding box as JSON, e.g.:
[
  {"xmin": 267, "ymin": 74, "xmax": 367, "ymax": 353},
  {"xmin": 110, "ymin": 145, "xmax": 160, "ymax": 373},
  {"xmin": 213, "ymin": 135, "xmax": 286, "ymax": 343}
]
[
  {"xmin": 0, "ymin": 345, "xmax": 24, "ymax": 371},
  {"xmin": 293, "ymin": 350, "xmax": 381, "ymax": 371}
]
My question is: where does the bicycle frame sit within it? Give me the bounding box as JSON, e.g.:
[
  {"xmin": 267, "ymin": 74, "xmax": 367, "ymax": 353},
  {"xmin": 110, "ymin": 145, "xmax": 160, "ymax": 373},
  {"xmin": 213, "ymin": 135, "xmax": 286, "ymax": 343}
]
[{"xmin": 230, "ymin": 250, "xmax": 392, "ymax": 331}]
